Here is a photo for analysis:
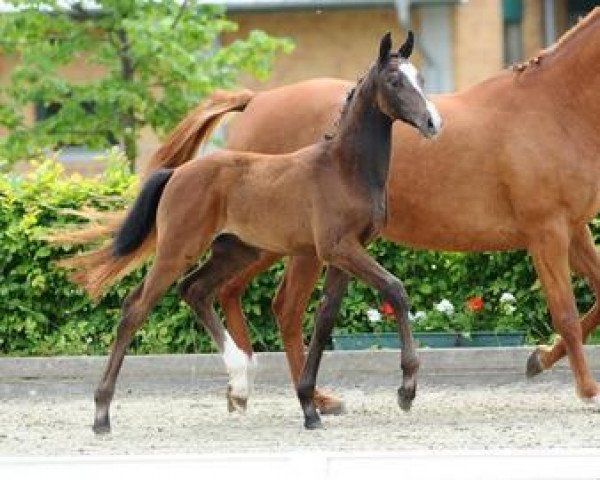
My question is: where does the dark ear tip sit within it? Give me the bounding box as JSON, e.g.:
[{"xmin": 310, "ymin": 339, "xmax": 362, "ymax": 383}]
[
  {"xmin": 381, "ymin": 31, "xmax": 392, "ymax": 46},
  {"xmin": 379, "ymin": 31, "xmax": 393, "ymax": 63}
]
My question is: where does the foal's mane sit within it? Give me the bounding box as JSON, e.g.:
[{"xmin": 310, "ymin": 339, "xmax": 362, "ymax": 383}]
[
  {"xmin": 325, "ymin": 54, "xmax": 400, "ymax": 140},
  {"xmin": 516, "ymin": 7, "xmax": 600, "ymax": 72}
]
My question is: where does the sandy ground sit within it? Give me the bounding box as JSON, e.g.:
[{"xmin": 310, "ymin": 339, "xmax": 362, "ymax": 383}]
[{"xmin": 2, "ymin": 371, "xmax": 600, "ymax": 456}]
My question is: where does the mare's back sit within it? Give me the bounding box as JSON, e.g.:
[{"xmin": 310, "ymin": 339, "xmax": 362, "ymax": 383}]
[{"xmin": 226, "ymin": 78, "xmax": 352, "ymax": 154}]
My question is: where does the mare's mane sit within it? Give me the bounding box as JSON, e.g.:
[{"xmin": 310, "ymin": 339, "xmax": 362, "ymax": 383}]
[{"xmin": 516, "ymin": 7, "xmax": 600, "ymax": 72}]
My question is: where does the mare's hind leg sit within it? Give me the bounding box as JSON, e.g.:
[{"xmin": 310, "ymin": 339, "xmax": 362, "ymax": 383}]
[
  {"xmin": 273, "ymin": 255, "xmax": 346, "ymax": 415},
  {"xmin": 180, "ymin": 234, "xmax": 261, "ymax": 413},
  {"xmin": 528, "ymin": 225, "xmax": 600, "ymax": 377},
  {"xmin": 528, "ymin": 223, "xmax": 599, "ymax": 404},
  {"xmin": 93, "ymin": 253, "xmax": 193, "ymax": 434}
]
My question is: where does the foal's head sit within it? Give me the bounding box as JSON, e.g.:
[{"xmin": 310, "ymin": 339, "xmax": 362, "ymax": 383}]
[{"xmin": 373, "ymin": 32, "xmax": 441, "ymax": 138}]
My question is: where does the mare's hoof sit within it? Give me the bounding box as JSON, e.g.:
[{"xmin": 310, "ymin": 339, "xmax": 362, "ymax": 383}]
[
  {"xmin": 526, "ymin": 349, "xmax": 545, "ymax": 378},
  {"xmin": 304, "ymin": 415, "xmax": 323, "ymax": 430},
  {"xmin": 582, "ymin": 395, "xmax": 600, "ymax": 410},
  {"xmin": 227, "ymin": 392, "xmax": 248, "ymax": 414},
  {"xmin": 397, "ymin": 386, "xmax": 415, "ymax": 412},
  {"xmin": 92, "ymin": 421, "xmax": 111, "ymax": 435},
  {"xmin": 315, "ymin": 392, "xmax": 346, "ymax": 416}
]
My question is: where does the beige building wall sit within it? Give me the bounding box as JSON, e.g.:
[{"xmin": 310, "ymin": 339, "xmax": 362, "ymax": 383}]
[
  {"xmin": 226, "ymin": 7, "xmax": 415, "ymax": 90},
  {"xmin": 451, "ymin": 1, "xmax": 503, "ymax": 91},
  {"xmin": 522, "ymin": 0, "xmax": 544, "ymax": 59}
]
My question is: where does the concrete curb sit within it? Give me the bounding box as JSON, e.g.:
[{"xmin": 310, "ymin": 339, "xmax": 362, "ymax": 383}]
[{"xmin": 1, "ymin": 346, "xmax": 599, "ymax": 385}]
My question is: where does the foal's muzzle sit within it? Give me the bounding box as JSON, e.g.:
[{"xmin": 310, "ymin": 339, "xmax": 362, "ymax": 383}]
[{"xmin": 420, "ymin": 101, "xmax": 442, "ymax": 139}]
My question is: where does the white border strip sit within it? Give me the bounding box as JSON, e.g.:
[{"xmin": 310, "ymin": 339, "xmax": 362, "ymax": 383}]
[{"xmin": 2, "ymin": 450, "xmax": 600, "ymax": 480}]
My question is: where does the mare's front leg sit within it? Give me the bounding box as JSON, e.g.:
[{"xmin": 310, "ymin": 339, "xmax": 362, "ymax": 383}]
[
  {"xmin": 528, "ymin": 223, "xmax": 599, "ymax": 404},
  {"xmin": 297, "ymin": 266, "xmax": 350, "ymax": 429},
  {"xmin": 179, "ymin": 234, "xmax": 261, "ymax": 412}
]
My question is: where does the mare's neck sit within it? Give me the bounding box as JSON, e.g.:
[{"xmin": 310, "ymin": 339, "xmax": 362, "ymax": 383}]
[
  {"xmin": 329, "ymin": 77, "xmax": 393, "ymax": 194},
  {"xmin": 537, "ymin": 22, "xmax": 600, "ymax": 125}
]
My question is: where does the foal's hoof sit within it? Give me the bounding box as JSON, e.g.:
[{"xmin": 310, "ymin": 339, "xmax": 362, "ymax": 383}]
[
  {"xmin": 227, "ymin": 389, "xmax": 248, "ymax": 414},
  {"xmin": 304, "ymin": 415, "xmax": 323, "ymax": 430},
  {"xmin": 397, "ymin": 386, "xmax": 415, "ymax": 412},
  {"xmin": 92, "ymin": 421, "xmax": 111, "ymax": 435},
  {"xmin": 314, "ymin": 390, "xmax": 346, "ymax": 416},
  {"xmin": 526, "ymin": 349, "xmax": 545, "ymax": 378}
]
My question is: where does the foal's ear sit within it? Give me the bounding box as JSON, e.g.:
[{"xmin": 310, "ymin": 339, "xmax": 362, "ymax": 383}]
[
  {"xmin": 378, "ymin": 32, "xmax": 392, "ymax": 67},
  {"xmin": 398, "ymin": 30, "xmax": 414, "ymax": 59}
]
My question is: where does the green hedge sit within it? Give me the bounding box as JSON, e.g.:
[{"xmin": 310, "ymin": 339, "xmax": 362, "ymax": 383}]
[{"xmin": 1, "ymin": 154, "xmax": 597, "ymax": 355}]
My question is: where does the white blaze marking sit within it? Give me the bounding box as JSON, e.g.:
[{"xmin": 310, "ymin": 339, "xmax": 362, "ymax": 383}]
[
  {"xmin": 223, "ymin": 332, "xmax": 251, "ymax": 398},
  {"xmin": 399, "ymin": 62, "xmax": 442, "ymax": 132}
]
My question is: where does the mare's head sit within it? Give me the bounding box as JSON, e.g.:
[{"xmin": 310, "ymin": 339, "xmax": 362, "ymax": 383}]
[{"xmin": 373, "ymin": 32, "xmax": 441, "ymax": 138}]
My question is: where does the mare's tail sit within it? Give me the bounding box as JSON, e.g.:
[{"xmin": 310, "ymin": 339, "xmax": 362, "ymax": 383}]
[
  {"xmin": 142, "ymin": 89, "xmax": 255, "ymax": 175},
  {"xmin": 57, "ymin": 169, "xmax": 174, "ymax": 300},
  {"xmin": 49, "ymin": 89, "xmax": 255, "ymax": 299}
]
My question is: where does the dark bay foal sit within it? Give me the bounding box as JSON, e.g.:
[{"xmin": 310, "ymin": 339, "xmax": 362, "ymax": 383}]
[{"xmin": 57, "ymin": 32, "xmax": 441, "ymax": 431}]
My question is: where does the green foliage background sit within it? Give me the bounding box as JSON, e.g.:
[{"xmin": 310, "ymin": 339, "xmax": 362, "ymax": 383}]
[
  {"xmin": 0, "ymin": 0, "xmax": 293, "ymax": 168},
  {"xmin": 3, "ymin": 154, "xmax": 599, "ymax": 356}
]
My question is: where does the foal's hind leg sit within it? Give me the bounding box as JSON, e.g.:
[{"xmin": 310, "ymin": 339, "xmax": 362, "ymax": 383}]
[
  {"xmin": 180, "ymin": 234, "xmax": 261, "ymax": 413},
  {"xmin": 528, "ymin": 225, "xmax": 600, "ymax": 377},
  {"xmin": 93, "ymin": 254, "xmax": 192, "ymax": 434},
  {"xmin": 218, "ymin": 252, "xmax": 345, "ymax": 415},
  {"xmin": 217, "ymin": 250, "xmax": 282, "ymax": 356}
]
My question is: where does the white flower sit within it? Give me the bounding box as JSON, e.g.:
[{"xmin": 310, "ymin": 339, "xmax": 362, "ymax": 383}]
[
  {"xmin": 366, "ymin": 308, "xmax": 382, "ymax": 323},
  {"xmin": 500, "ymin": 292, "xmax": 516, "ymax": 304},
  {"xmin": 434, "ymin": 299, "xmax": 454, "ymax": 316},
  {"xmin": 409, "ymin": 311, "xmax": 427, "ymax": 323}
]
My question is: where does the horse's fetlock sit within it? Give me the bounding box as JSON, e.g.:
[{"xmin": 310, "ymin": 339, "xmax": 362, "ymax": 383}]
[
  {"xmin": 401, "ymin": 354, "xmax": 420, "ymax": 374},
  {"xmin": 297, "ymin": 381, "xmax": 315, "ymax": 405}
]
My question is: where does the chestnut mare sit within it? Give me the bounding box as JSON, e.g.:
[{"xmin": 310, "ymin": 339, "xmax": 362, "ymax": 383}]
[
  {"xmin": 167, "ymin": 9, "xmax": 600, "ymax": 412},
  {"xmin": 57, "ymin": 33, "xmax": 441, "ymax": 431}
]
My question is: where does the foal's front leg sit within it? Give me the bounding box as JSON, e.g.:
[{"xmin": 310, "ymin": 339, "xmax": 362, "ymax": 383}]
[
  {"xmin": 298, "ymin": 240, "xmax": 419, "ymax": 428},
  {"xmin": 327, "ymin": 241, "xmax": 419, "ymax": 411},
  {"xmin": 297, "ymin": 266, "xmax": 350, "ymax": 429}
]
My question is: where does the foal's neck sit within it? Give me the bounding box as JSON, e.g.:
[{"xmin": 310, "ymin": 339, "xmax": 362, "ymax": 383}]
[{"xmin": 329, "ymin": 75, "xmax": 393, "ymax": 194}]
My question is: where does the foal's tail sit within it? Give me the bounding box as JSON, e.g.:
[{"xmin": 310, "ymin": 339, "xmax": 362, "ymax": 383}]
[
  {"xmin": 49, "ymin": 89, "xmax": 255, "ymax": 299},
  {"xmin": 57, "ymin": 169, "xmax": 174, "ymax": 299}
]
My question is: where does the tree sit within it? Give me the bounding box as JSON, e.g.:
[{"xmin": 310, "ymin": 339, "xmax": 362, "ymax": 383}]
[{"xmin": 0, "ymin": 0, "xmax": 293, "ymax": 170}]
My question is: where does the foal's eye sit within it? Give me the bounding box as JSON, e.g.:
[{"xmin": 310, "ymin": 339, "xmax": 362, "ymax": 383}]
[{"xmin": 391, "ymin": 77, "xmax": 402, "ymax": 88}]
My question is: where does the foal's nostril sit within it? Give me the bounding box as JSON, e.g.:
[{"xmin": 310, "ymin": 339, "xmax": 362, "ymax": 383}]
[{"xmin": 427, "ymin": 117, "xmax": 435, "ymax": 130}]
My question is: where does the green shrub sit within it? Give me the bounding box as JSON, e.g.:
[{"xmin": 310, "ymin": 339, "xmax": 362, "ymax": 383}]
[{"xmin": 1, "ymin": 154, "xmax": 596, "ymax": 355}]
